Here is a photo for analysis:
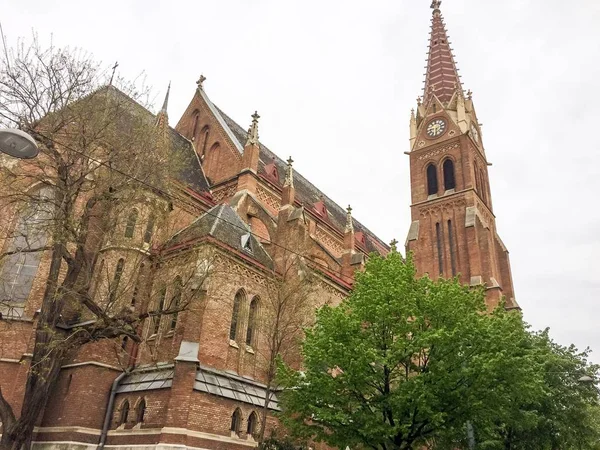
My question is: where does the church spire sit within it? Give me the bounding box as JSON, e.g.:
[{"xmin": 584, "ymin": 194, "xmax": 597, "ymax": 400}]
[
  {"xmin": 160, "ymin": 81, "xmax": 171, "ymax": 113},
  {"xmin": 156, "ymin": 82, "xmax": 170, "ymax": 131},
  {"xmin": 423, "ymin": 0, "xmax": 462, "ymax": 105}
]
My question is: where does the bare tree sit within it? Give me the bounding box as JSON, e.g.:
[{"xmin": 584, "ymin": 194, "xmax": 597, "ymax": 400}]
[
  {"xmin": 0, "ymin": 37, "xmax": 203, "ymax": 450},
  {"xmin": 255, "ymin": 252, "xmax": 319, "ymax": 443}
]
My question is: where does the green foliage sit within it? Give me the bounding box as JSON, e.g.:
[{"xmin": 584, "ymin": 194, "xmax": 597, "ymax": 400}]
[
  {"xmin": 277, "ymin": 252, "xmax": 576, "ymax": 449},
  {"xmin": 258, "ymin": 435, "xmax": 307, "ymax": 450}
]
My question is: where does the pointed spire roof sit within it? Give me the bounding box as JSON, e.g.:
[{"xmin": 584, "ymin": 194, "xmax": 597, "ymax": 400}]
[
  {"xmin": 423, "ymin": 0, "xmax": 462, "ymax": 105},
  {"xmin": 161, "ymin": 82, "xmax": 171, "ymax": 113}
]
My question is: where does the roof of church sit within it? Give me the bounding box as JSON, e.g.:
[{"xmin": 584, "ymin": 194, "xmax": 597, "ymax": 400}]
[
  {"xmin": 213, "ymin": 106, "xmax": 389, "ymax": 255},
  {"xmin": 423, "ymin": 1, "xmax": 462, "ymax": 104},
  {"xmin": 107, "ymin": 86, "xmax": 211, "ymax": 194},
  {"xmin": 166, "ymin": 204, "xmax": 274, "ymax": 269}
]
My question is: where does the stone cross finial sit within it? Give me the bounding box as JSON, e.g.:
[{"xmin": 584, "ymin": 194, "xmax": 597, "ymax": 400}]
[
  {"xmin": 246, "ymin": 111, "xmax": 260, "ymax": 146},
  {"xmin": 197, "ymin": 74, "xmax": 207, "ymax": 90},
  {"xmin": 431, "ymin": 0, "xmax": 442, "ymax": 11},
  {"xmin": 467, "ymin": 89, "xmax": 473, "ymax": 100},
  {"xmin": 390, "ymin": 239, "xmax": 399, "ymax": 252},
  {"xmin": 345, "ymin": 205, "xmax": 354, "ymax": 233},
  {"xmin": 284, "ymin": 156, "xmax": 294, "ymax": 188}
]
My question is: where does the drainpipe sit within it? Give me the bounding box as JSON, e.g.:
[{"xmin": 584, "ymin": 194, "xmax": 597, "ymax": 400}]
[
  {"xmin": 97, "ymin": 370, "xmax": 127, "ymax": 450},
  {"xmin": 97, "ymin": 340, "xmax": 140, "ymax": 450}
]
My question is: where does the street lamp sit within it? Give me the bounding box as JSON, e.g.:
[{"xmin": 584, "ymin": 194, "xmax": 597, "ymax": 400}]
[{"xmin": 0, "ymin": 129, "xmax": 39, "ymax": 159}]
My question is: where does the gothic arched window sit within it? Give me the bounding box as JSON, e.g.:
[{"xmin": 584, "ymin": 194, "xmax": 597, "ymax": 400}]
[
  {"xmin": 426, "ymin": 164, "xmax": 438, "ymax": 196},
  {"xmin": 246, "ymin": 296, "xmax": 259, "ymax": 346},
  {"xmin": 124, "ymin": 209, "xmax": 139, "ymax": 239},
  {"xmin": 0, "ymin": 186, "xmax": 53, "ymax": 306},
  {"xmin": 118, "ymin": 400, "xmax": 130, "ymax": 426},
  {"xmin": 231, "ymin": 408, "xmax": 242, "ymax": 436},
  {"xmin": 152, "ymin": 286, "xmax": 167, "ymax": 335},
  {"xmin": 143, "ymin": 213, "xmax": 156, "ymax": 244},
  {"xmin": 108, "ymin": 259, "xmax": 125, "ymax": 304},
  {"xmin": 169, "ymin": 276, "xmax": 182, "ymax": 332},
  {"xmin": 443, "ymin": 159, "xmax": 456, "ymax": 191},
  {"xmin": 247, "ymin": 411, "xmax": 258, "ymax": 437},
  {"xmin": 135, "ymin": 398, "xmax": 146, "ymax": 424},
  {"xmin": 448, "ymin": 220, "xmax": 457, "ymax": 276},
  {"xmin": 229, "ymin": 290, "xmax": 244, "ymax": 341},
  {"xmin": 200, "ymin": 125, "xmax": 210, "ymax": 157},
  {"xmin": 192, "ymin": 111, "xmax": 200, "ymax": 139},
  {"xmin": 436, "ymin": 222, "xmax": 444, "ymax": 276}
]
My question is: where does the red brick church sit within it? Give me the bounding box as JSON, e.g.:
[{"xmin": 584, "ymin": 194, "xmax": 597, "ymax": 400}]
[{"xmin": 0, "ymin": 2, "xmax": 517, "ymax": 449}]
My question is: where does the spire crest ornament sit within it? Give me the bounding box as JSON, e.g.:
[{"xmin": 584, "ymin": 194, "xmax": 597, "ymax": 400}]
[
  {"xmin": 390, "ymin": 239, "xmax": 399, "ymax": 253},
  {"xmin": 284, "ymin": 156, "xmax": 294, "ymax": 188},
  {"xmin": 246, "ymin": 111, "xmax": 260, "ymax": 146},
  {"xmin": 345, "ymin": 205, "xmax": 354, "ymax": 233},
  {"xmin": 197, "ymin": 74, "xmax": 206, "ymax": 90}
]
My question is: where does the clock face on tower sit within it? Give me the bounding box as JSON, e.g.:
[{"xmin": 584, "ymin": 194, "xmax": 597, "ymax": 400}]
[{"xmin": 426, "ymin": 118, "xmax": 447, "ymax": 138}]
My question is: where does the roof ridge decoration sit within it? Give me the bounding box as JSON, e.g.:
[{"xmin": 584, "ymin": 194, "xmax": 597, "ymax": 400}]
[
  {"xmin": 246, "ymin": 111, "xmax": 260, "ymax": 146},
  {"xmin": 283, "ymin": 156, "xmax": 294, "ymax": 188},
  {"xmin": 345, "ymin": 205, "xmax": 354, "ymax": 233},
  {"xmin": 197, "ymin": 74, "xmax": 206, "ymax": 90},
  {"xmin": 423, "ymin": 0, "xmax": 463, "ymax": 105}
]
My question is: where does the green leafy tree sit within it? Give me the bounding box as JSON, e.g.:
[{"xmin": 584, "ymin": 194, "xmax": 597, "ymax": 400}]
[
  {"xmin": 478, "ymin": 331, "xmax": 600, "ymax": 449},
  {"xmin": 278, "ymin": 250, "xmax": 538, "ymax": 450}
]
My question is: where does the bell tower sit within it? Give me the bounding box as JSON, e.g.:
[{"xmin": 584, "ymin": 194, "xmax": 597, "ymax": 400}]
[{"xmin": 405, "ymin": 0, "xmax": 518, "ymax": 309}]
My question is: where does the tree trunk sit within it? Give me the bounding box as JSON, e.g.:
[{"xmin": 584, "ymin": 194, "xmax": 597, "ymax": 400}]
[{"xmin": 0, "ymin": 240, "xmax": 67, "ymax": 450}]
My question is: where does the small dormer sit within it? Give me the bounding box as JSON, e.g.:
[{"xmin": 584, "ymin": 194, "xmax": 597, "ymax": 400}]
[
  {"xmin": 354, "ymin": 231, "xmax": 367, "ymax": 249},
  {"xmin": 313, "ymin": 196, "xmax": 328, "ymax": 218},
  {"xmin": 264, "ymin": 158, "xmax": 279, "ymax": 184}
]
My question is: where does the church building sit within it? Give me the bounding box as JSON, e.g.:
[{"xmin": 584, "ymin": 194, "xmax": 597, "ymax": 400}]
[{"xmin": 0, "ymin": 2, "xmax": 517, "ymax": 449}]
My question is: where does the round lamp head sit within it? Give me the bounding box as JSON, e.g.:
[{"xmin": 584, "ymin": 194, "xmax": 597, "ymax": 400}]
[{"xmin": 0, "ymin": 129, "xmax": 39, "ymax": 159}]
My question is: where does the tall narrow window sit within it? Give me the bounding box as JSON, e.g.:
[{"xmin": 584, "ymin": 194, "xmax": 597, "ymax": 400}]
[
  {"xmin": 0, "ymin": 186, "xmax": 53, "ymax": 305},
  {"xmin": 131, "ymin": 263, "xmax": 145, "ymax": 307},
  {"xmin": 246, "ymin": 297, "xmax": 258, "ymax": 346},
  {"xmin": 479, "ymin": 170, "xmax": 487, "ymax": 203},
  {"xmin": 201, "ymin": 125, "xmax": 210, "ymax": 157},
  {"xmin": 143, "ymin": 213, "xmax": 156, "ymax": 244},
  {"xmin": 152, "ymin": 286, "xmax": 167, "ymax": 335},
  {"xmin": 108, "ymin": 259, "xmax": 125, "ymax": 304},
  {"xmin": 247, "ymin": 411, "xmax": 258, "ymax": 437},
  {"xmin": 474, "ymin": 162, "xmax": 481, "ymax": 193},
  {"xmin": 229, "ymin": 291, "xmax": 244, "ymax": 341},
  {"xmin": 118, "ymin": 400, "xmax": 130, "ymax": 426},
  {"xmin": 427, "ymin": 164, "xmax": 438, "ymax": 196},
  {"xmin": 436, "ymin": 223, "xmax": 444, "ymax": 276},
  {"xmin": 135, "ymin": 399, "xmax": 146, "ymax": 424},
  {"xmin": 443, "ymin": 159, "xmax": 456, "ymax": 191},
  {"xmin": 192, "ymin": 111, "xmax": 200, "ymax": 139},
  {"xmin": 230, "ymin": 408, "xmax": 242, "ymax": 436},
  {"xmin": 448, "ymin": 220, "xmax": 457, "ymax": 276},
  {"xmin": 169, "ymin": 277, "xmax": 182, "ymax": 332},
  {"xmin": 124, "ymin": 209, "xmax": 138, "ymax": 238}
]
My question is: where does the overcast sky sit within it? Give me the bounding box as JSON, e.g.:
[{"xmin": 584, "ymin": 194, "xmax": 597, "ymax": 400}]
[{"xmin": 4, "ymin": 0, "xmax": 600, "ymax": 362}]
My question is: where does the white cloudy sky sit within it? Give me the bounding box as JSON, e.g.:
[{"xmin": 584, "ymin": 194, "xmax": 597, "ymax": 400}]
[{"xmin": 4, "ymin": 0, "xmax": 600, "ymax": 361}]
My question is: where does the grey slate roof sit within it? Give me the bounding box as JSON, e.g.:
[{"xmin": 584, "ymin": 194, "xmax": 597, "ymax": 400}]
[
  {"xmin": 214, "ymin": 106, "xmax": 388, "ymax": 255},
  {"xmin": 116, "ymin": 363, "xmax": 280, "ymax": 411},
  {"xmin": 194, "ymin": 365, "xmax": 280, "ymax": 411},
  {"xmin": 116, "ymin": 365, "xmax": 174, "ymax": 393},
  {"xmin": 107, "ymin": 86, "xmax": 211, "ymax": 194},
  {"xmin": 167, "ymin": 204, "xmax": 274, "ymax": 269}
]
